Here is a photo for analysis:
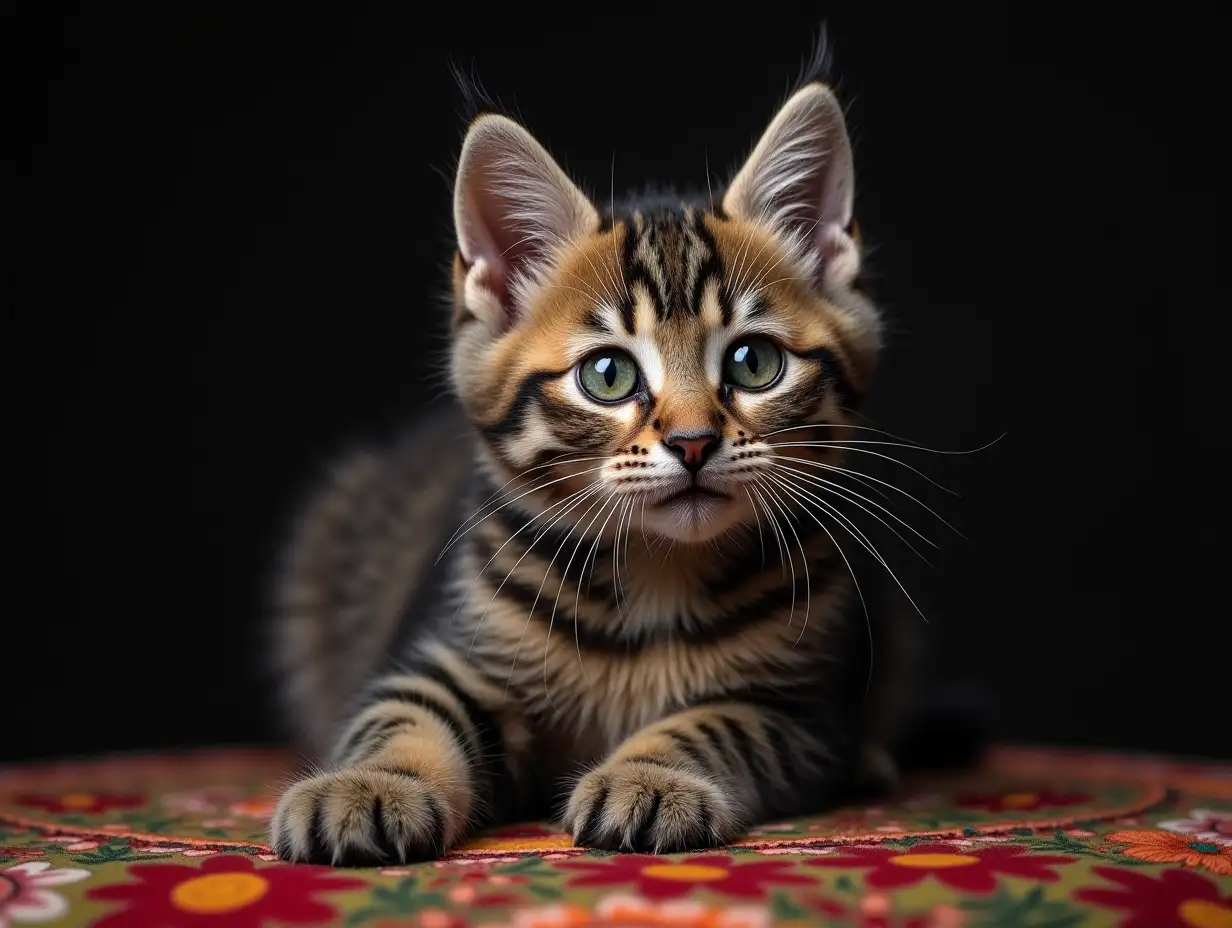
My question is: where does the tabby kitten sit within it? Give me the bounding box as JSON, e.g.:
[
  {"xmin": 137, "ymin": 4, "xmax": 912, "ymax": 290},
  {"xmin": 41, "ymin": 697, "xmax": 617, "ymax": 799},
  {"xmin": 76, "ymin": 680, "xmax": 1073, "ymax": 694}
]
[{"xmin": 268, "ymin": 74, "xmax": 921, "ymax": 866}]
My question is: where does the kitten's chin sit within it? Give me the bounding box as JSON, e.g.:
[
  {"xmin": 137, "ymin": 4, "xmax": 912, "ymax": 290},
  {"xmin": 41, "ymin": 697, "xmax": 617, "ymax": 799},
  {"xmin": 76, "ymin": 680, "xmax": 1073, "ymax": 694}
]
[{"xmin": 641, "ymin": 491, "xmax": 746, "ymax": 543}]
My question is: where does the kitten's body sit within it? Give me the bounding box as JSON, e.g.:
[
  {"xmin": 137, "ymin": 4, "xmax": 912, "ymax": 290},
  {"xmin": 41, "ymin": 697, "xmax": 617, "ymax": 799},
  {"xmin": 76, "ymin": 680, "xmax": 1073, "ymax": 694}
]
[{"xmin": 268, "ymin": 75, "xmax": 937, "ymax": 865}]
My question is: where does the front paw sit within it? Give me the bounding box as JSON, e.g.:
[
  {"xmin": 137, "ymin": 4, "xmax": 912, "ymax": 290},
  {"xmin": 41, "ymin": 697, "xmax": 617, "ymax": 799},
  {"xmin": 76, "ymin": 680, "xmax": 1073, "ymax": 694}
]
[
  {"xmin": 269, "ymin": 767, "xmax": 460, "ymax": 866},
  {"xmin": 565, "ymin": 759, "xmax": 742, "ymax": 853}
]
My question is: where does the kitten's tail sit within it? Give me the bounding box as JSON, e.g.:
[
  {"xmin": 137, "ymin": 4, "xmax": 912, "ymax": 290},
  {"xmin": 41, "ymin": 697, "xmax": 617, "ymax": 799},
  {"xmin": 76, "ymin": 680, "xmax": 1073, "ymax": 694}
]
[{"xmin": 891, "ymin": 682, "xmax": 996, "ymax": 774}]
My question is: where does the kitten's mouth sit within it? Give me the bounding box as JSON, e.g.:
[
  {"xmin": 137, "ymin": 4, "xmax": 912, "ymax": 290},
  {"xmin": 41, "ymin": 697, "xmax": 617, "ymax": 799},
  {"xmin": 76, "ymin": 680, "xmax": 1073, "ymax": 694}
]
[{"xmin": 658, "ymin": 485, "xmax": 730, "ymax": 506}]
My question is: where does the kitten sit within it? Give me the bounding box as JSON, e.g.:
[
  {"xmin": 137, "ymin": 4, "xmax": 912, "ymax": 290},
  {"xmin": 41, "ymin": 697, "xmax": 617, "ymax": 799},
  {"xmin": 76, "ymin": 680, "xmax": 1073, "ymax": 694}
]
[{"xmin": 268, "ymin": 69, "xmax": 943, "ymax": 866}]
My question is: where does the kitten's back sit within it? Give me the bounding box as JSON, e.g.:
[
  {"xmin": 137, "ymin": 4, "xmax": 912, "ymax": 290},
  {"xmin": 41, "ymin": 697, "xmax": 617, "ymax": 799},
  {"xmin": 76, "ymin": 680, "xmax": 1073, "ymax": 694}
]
[{"xmin": 269, "ymin": 403, "xmax": 474, "ymax": 757}]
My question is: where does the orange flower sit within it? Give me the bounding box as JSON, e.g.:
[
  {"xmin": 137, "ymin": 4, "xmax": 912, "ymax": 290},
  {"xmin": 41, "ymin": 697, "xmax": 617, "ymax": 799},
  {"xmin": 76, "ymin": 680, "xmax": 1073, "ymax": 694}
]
[{"xmin": 1107, "ymin": 829, "xmax": 1232, "ymax": 875}]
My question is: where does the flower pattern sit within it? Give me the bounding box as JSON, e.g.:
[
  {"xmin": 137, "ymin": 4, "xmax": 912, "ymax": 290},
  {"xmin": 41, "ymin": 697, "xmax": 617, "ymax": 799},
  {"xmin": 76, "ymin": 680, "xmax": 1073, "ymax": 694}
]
[
  {"xmin": 1106, "ymin": 829, "xmax": 1232, "ymax": 874},
  {"xmin": 808, "ymin": 843, "xmax": 1075, "ymax": 893},
  {"xmin": 559, "ymin": 854, "xmax": 813, "ymax": 901},
  {"xmin": 85, "ymin": 854, "xmax": 366, "ymax": 927},
  {"xmin": 956, "ymin": 788, "xmax": 1092, "ymax": 813},
  {"xmin": 0, "ymin": 849, "xmax": 42, "ymax": 866},
  {"xmin": 0, "ymin": 861, "xmax": 90, "ymax": 927},
  {"xmin": 1075, "ymin": 866, "xmax": 1232, "ymax": 928},
  {"xmin": 1159, "ymin": 808, "xmax": 1232, "ymax": 845},
  {"xmin": 0, "ymin": 745, "xmax": 1229, "ymax": 927},
  {"xmin": 14, "ymin": 792, "xmax": 143, "ymax": 815}
]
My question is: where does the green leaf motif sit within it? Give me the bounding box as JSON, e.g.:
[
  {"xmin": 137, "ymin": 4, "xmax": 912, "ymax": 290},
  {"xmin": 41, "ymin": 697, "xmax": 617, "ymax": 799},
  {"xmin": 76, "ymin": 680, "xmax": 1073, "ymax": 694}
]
[
  {"xmin": 771, "ymin": 892, "xmax": 807, "ymax": 920},
  {"xmin": 834, "ymin": 875, "xmax": 857, "ymax": 894},
  {"xmin": 347, "ymin": 878, "xmax": 445, "ymax": 926},
  {"xmin": 501, "ymin": 856, "xmax": 548, "ymax": 875},
  {"xmin": 961, "ymin": 886, "xmax": 1087, "ymax": 928},
  {"xmin": 71, "ymin": 841, "xmax": 135, "ymax": 865}
]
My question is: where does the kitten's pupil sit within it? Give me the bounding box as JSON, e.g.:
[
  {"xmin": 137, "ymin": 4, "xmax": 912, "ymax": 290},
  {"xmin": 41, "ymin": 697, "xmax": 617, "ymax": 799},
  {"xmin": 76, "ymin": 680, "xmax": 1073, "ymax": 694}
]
[{"xmin": 594, "ymin": 356, "xmax": 615, "ymax": 386}]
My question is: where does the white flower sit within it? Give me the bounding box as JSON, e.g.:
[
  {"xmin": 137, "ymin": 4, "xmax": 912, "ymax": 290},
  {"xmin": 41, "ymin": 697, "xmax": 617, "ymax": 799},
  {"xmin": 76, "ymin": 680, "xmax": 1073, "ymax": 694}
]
[
  {"xmin": 1158, "ymin": 808, "xmax": 1232, "ymax": 846},
  {"xmin": 0, "ymin": 861, "xmax": 90, "ymax": 927}
]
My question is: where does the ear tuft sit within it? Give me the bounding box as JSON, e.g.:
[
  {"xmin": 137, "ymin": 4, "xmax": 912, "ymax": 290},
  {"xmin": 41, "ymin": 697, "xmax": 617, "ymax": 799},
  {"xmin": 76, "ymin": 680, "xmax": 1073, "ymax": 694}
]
[
  {"xmin": 722, "ymin": 83, "xmax": 859, "ymax": 290},
  {"xmin": 453, "ymin": 115, "xmax": 599, "ymax": 329}
]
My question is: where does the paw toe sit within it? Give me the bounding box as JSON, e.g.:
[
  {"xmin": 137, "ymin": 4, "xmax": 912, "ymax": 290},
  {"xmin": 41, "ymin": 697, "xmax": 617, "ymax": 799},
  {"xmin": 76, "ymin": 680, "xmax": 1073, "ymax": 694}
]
[
  {"xmin": 567, "ymin": 760, "xmax": 739, "ymax": 853},
  {"xmin": 270, "ymin": 768, "xmax": 448, "ymax": 866}
]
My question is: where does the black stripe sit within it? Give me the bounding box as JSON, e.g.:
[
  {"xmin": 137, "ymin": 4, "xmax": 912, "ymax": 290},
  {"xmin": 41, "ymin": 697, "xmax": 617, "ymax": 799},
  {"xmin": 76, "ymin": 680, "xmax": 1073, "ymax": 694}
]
[
  {"xmin": 370, "ymin": 796, "xmax": 390, "ymax": 855},
  {"xmin": 766, "ymin": 721, "xmax": 799, "ymax": 788},
  {"xmin": 414, "ymin": 663, "xmax": 505, "ymax": 769},
  {"xmin": 720, "ymin": 716, "xmax": 763, "ymax": 781},
  {"xmin": 273, "ymin": 818, "xmax": 294, "ymax": 861},
  {"xmin": 695, "ymin": 721, "xmax": 728, "ymax": 766},
  {"xmin": 337, "ymin": 716, "xmax": 382, "ymax": 760},
  {"xmin": 619, "ymin": 223, "xmax": 638, "ymax": 333},
  {"xmin": 695, "ymin": 791, "xmax": 715, "ymax": 843},
  {"xmin": 632, "ymin": 791, "xmax": 662, "ymax": 851},
  {"xmin": 579, "ymin": 782, "xmax": 610, "ymax": 844},
  {"xmin": 367, "ymin": 686, "xmax": 473, "ymax": 754},
  {"xmin": 482, "ymin": 541, "xmax": 838, "ymax": 651},
  {"xmin": 343, "ymin": 715, "xmax": 419, "ymax": 763},
  {"xmin": 424, "ymin": 792, "xmax": 445, "ymax": 850},
  {"xmin": 308, "ymin": 795, "xmax": 331, "ymax": 863},
  {"xmin": 689, "ymin": 210, "xmax": 725, "ymax": 318},
  {"xmin": 485, "ymin": 488, "xmax": 613, "ymax": 569},
  {"xmin": 480, "ymin": 368, "xmax": 571, "ymax": 440},
  {"xmin": 666, "ymin": 730, "xmax": 710, "ymax": 769},
  {"xmin": 798, "ymin": 346, "xmax": 860, "ymax": 410}
]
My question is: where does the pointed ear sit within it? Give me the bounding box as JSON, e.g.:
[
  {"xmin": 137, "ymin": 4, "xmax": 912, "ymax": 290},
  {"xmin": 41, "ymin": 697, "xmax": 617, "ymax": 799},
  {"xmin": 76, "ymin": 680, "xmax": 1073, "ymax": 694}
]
[
  {"xmin": 453, "ymin": 114, "xmax": 599, "ymax": 328},
  {"xmin": 722, "ymin": 84, "xmax": 859, "ymax": 288}
]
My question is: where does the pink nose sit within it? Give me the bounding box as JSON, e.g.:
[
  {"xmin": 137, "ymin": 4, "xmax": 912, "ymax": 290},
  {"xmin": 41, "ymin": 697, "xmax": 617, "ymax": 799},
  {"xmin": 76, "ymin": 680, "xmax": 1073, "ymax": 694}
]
[{"xmin": 665, "ymin": 432, "xmax": 719, "ymax": 472}]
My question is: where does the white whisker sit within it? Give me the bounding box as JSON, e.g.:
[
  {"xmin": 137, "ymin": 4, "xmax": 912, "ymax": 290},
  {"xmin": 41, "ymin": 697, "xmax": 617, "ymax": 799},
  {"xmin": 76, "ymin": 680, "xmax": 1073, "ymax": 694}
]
[
  {"xmin": 755, "ymin": 477, "xmax": 809, "ymax": 640},
  {"xmin": 438, "ymin": 464, "xmax": 609, "ymax": 561}
]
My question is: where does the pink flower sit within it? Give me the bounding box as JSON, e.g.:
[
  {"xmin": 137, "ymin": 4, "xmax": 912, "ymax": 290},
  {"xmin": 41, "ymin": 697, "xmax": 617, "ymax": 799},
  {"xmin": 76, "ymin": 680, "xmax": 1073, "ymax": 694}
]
[
  {"xmin": 128, "ymin": 842, "xmax": 215, "ymax": 858},
  {"xmin": 1158, "ymin": 809, "xmax": 1232, "ymax": 846},
  {"xmin": 0, "ymin": 861, "xmax": 90, "ymax": 925},
  {"xmin": 45, "ymin": 836, "xmax": 101, "ymax": 853},
  {"xmin": 448, "ymin": 885, "xmax": 477, "ymax": 904},
  {"xmin": 201, "ymin": 818, "xmax": 239, "ymax": 829},
  {"xmin": 433, "ymin": 856, "xmax": 509, "ymax": 869}
]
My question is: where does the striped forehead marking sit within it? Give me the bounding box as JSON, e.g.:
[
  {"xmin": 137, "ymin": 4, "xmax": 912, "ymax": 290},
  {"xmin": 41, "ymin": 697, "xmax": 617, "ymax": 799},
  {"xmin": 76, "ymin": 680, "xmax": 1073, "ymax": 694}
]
[{"xmin": 615, "ymin": 209, "xmax": 727, "ymax": 328}]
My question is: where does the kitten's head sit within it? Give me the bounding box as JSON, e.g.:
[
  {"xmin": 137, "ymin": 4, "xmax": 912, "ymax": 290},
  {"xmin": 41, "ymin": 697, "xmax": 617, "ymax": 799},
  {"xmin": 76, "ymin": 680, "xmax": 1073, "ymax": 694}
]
[{"xmin": 449, "ymin": 82, "xmax": 881, "ymax": 544}]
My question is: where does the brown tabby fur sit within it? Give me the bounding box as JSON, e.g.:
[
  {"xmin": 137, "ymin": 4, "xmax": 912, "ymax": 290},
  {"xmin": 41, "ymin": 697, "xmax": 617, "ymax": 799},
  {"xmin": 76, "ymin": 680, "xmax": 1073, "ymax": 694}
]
[{"xmin": 268, "ymin": 72, "xmax": 920, "ymax": 866}]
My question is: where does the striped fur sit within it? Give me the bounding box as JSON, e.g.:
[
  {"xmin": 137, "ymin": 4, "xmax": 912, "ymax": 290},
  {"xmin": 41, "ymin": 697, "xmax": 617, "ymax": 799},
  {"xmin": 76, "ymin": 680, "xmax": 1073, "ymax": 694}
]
[{"xmin": 269, "ymin": 79, "xmax": 917, "ymax": 866}]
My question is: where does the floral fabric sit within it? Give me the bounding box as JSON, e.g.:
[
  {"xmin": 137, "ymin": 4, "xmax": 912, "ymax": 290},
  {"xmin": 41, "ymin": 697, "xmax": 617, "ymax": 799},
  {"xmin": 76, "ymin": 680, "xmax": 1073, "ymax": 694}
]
[{"xmin": 1, "ymin": 746, "xmax": 1228, "ymax": 926}]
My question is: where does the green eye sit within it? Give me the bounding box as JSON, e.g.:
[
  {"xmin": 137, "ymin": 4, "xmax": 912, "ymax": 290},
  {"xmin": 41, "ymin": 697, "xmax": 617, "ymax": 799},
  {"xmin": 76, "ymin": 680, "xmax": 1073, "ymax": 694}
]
[
  {"xmin": 578, "ymin": 349, "xmax": 640, "ymax": 402},
  {"xmin": 723, "ymin": 337, "xmax": 783, "ymax": 389}
]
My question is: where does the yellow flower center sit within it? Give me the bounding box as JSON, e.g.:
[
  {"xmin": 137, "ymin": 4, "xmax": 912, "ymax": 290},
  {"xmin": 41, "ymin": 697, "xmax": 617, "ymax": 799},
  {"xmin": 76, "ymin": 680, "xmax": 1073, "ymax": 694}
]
[
  {"xmin": 999, "ymin": 792, "xmax": 1039, "ymax": 808},
  {"xmin": 59, "ymin": 793, "xmax": 98, "ymax": 810},
  {"xmin": 462, "ymin": 834, "xmax": 577, "ymax": 852},
  {"xmin": 888, "ymin": 853, "xmax": 981, "ymax": 869},
  {"xmin": 1180, "ymin": 899, "xmax": 1232, "ymax": 928},
  {"xmin": 640, "ymin": 864, "xmax": 729, "ymax": 882},
  {"xmin": 171, "ymin": 872, "xmax": 269, "ymax": 914}
]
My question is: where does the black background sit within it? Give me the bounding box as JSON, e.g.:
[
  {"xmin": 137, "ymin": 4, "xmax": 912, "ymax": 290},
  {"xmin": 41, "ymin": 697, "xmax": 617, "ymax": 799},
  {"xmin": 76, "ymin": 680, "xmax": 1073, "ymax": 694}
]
[{"xmin": 14, "ymin": 6, "xmax": 1226, "ymax": 764}]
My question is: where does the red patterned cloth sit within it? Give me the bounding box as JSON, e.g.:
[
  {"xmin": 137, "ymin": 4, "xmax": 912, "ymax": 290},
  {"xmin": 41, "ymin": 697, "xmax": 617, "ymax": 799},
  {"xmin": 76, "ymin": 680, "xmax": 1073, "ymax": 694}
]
[{"xmin": 1, "ymin": 746, "xmax": 1229, "ymax": 926}]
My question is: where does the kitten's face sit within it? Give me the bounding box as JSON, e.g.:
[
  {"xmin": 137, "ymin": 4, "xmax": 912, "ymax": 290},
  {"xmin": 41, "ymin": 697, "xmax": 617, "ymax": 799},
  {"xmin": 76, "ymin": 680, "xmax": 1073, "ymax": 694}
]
[{"xmin": 450, "ymin": 84, "xmax": 881, "ymax": 544}]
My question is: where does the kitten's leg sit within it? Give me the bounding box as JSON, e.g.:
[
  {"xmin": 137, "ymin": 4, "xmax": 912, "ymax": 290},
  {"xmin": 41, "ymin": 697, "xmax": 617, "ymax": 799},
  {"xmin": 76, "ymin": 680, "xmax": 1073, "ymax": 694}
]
[
  {"xmin": 564, "ymin": 703, "xmax": 832, "ymax": 853},
  {"xmin": 270, "ymin": 660, "xmax": 511, "ymax": 866}
]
